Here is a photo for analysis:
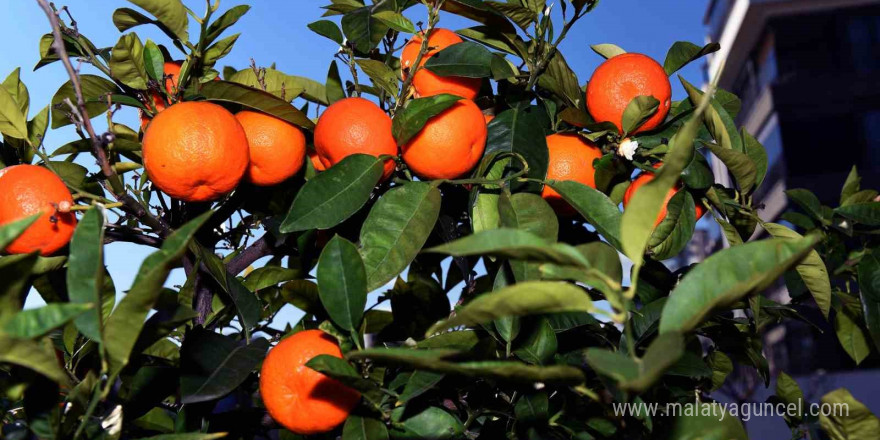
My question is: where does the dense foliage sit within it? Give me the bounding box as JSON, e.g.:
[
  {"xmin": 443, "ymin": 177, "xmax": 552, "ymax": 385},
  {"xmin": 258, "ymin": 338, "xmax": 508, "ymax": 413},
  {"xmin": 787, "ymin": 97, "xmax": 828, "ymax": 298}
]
[{"xmin": 1, "ymin": 0, "xmax": 879, "ymax": 439}]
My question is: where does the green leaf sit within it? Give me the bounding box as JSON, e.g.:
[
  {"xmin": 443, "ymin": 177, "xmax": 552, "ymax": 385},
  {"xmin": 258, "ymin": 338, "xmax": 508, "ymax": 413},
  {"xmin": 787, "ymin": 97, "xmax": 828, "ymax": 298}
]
[
  {"xmin": 681, "ymin": 77, "xmax": 743, "ymax": 153},
  {"xmin": 205, "ymin": 5, "xmax": 250, "ymax": 44},
  {"xmin": 200, "ymin": 80, "xmax": 314, "ymax": 129},
  {"xmin": 742, "ymin": 129, "xmax": 768, "ymax": 191},
  {"xmin": 786, "ymin": 188, "xmax": 826, "ymax": 222},
  {"xmin": 547, "ymin": 180, "xmax": 623, "ymax": 251},
  {"xmin": 67, "ymin": 208, "xmax": 106, "ymax": 343},
  {"xmin": 425, "ymin": 228, "xmax": 588, "ymax": 267},
  {"xmin": 3, "ymin": 303, "xmax": 92, "ymax": 339},
  {"xmin": 485, "ymin": 106, "xmax": 549, "ymax": 193},
  {"xmin": 648, "ymin": 190, "xmax": 696, "ymax": 260},
  {"xmin": 356, "ymin": 59, "xmax": 399, "ymax": 98},
  {"xmin": 191, "ymin": 245, "xmax": 261, "ymax": 338},
  {"xmin": 326, "ymin": 60, "xmax": 346, "ymax": 105},
  {"xmin": 763, "ymin": 223, "xmax": 831, "ymax": 318},
  {"xmin": 135, "ymin": 434, "xmax": 227, "ymax": 440},
  {"xmin": 180, "ymin": 328, "xmax": 269, "ymax": 404},
  {"xmin": 280, "ymin": 154, "xmax": 384, "ymax": 233},
  {"xmin": 242, "ymin": 266, "xmax": 300, "ymax": 292},
  {"xmin": 372, "ymin": 10, "xmax": 416, "ymax": 33},
  {"xmin": 590, "ymin": 43, "xmax": 626, "ymax": 59},
  {"xmin": 775, "ymin": 371, "xmax": 805, "ymax": 422},
  {"xmin": 360, "ymin": 182, "xmax": 441, "ymax": 291},
  {"xmin": 702, "ymin": 141, "xmax": 757, "ymax": 194},
  {"xmin": 536, "ymin": 51, "xmax": 582, "ymax": 108},
  {"xmin": 498, "ymin": 192, "xmax": 558, "ymax": 241},
  {"xmin": 203, "ymin": 33, "xmax": 240, "ymax": 67},
  {"xmin": 51, "ymin": 75, "xmax": 121, "ymax": 129},
  {"xmin": 392, "ymin": 94, "xmax": 463, "ymax": 145},
  {"xmin": 841, "ymin": 166, "xmax": 861, "ymax": 206},
  {"xmin": 859, "ymin": 250, "xmax": 880, "ymax": 351},
  {"xmin": 348, "ymin": 348, "xmax": 585, "ymax": 384},
  {"xmin": 659, "ymin": 235, "xmax": 819, "ymax": 334},
  {"xmin": 663, "ymin": 41, "xmax": 720, "ymax": 76},
  {"xmin": 127, "ymin": 0, "xmax": 189, "ymax": 42},
  {"xmin": 707, "ymin": 350, "xmax": 732, "ymax": 391},
  {"xmin": 0, "ymin": 80, "xmax": 28, "ymax": 139},
  {"xmin": 318, "ymin": 236, "xmax": 368, "ymax": 332},
  {"xmin": 621, "ymin": 95, "xmax": 660, "ymax": 135},
  {"xmin": 585, "ymin": 332, "xmax": 684, "ymax": 392},
  {"xmin": 226, "ymin": 67, "xmax": 306, "ymax": 101},
  {"xmin": 2, "ymin": 68, "xmax": 29, "ymax": 116},
  {"xmin": 0, "ymin": 214, "xmax": 39, "ymax": 252},
  {"xmin": 835, "ymin": 202, "xmax": 880, "ymax": 226},
  {"xmin": 424, "ymin": 41, "xmax": 494, "ymax": 77},
  {"xmin": 309, "ymin": 19, "xmax": 345, "ymax": 44},
  {"xmin": 104, "ymin": 212, "xmax": 212, "ymax": 373},
  {"xmin": 143, "ymin": 40, "xmax": 165, "ymax": 82},
  {"xmin": 0, "ymin": 254, "xmax": 39, "ymax": 325},
  {"xmin": 513, "ymin": 319, "xmax": 557, "ymax": 364},
  {"xmin": 305, "ymin": 354, "xmax": 383, "ymax": 403},
  {"xmin": 515, "ymin": 391, "xmax": 549, "ymax": 423},
  {"xmin": 0, "ymin": 335, "xmax": 69, "ymax": 384},
  {"xmin": 456, "ymin": 26, "xmax": 522, "ymax": 56},
  {"xmin": 835, "ymin": 309, "xmax": 870, "ymax": 365},
  {"xmin": 819, "ymin": 388, "xmax": 880, "ymax": 440},
  {"xmin": 667, "ymin": 403, "xmax": 748, "ymax": 440},
  {"xmin": 426, "ymin": 281, "xmax": 595, "ymax": 336},
  {"xmin": 110, "ymin": 33, "xmax": 149, "ymax": 89},
  {"xmin": 399, "ymin": 370, "xmax": 445, "ymax": 403},
  {"xmin": 620, "ymin": 100, "xmax": 703, "ymax": 265},
  {"xmin": 342, "ymin": 7, "xmax": 388, "ymax": 54},
  {"xmin": 343, "ymin": 415, "xmax": 389, "ymax": 440},
  {"xmin": 485, "ymin": 1, "xmax": 536, "ymax": 30},
  {"xmin": 391, "ymin": 407, "xmax": 463, "ymax": 440}
]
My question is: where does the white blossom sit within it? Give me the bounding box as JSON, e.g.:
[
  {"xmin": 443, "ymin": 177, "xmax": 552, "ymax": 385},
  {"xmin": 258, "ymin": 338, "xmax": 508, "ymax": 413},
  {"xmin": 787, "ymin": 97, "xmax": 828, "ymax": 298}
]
[{"xmin": 618, "ymin": 138, "xmax": 638, "ymax": 161}]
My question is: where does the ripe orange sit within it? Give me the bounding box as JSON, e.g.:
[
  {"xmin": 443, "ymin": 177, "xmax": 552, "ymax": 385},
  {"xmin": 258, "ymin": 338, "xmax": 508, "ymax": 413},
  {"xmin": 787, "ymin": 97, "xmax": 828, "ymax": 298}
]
[
  {"xmin": 142, "ymin": 101, "xmax": 249, "ymax": 202},
  {"xmin": 235, "ymin": 110, "xmax": 306, "ymax": 186},
  {"xmin": 586, "ymin": 53, "xmax": 671, "ymax": 134},
  {"xmin": 623, "ymin": 164, "xmax": 706, "ymax": 227},
  {"xmin": 541, "ymin": 133, "xmax": 604, "ymax": 215},
  {"xmin": 401, "ymin": 28, "xmax": 481, "ymax": 100},
  {"xmin": 139, "ymin": 61, "xmax": 183, "ymax": 130},
  {"xmin": 308, "ymin": 150, "xmax": 326, "ymax": 172},
  {"xmin": 314, "ymin": 97, "xmax": 397, "ymax": 178},
  {"xmin": 0, "ymin": 165, "xmax": 76, "ymax": 256},
  {"xmin": 401, "ymin": 99, "xmax": 487, "ymax": 180},
  {"xmin": 260, "ymin": 330, "xmax": 360, "ymax": 435}
]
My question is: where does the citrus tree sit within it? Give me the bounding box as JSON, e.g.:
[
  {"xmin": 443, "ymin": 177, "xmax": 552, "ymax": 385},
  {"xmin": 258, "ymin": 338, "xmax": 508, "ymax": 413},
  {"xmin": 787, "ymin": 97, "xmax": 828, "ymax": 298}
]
[{"xmin": 1, "ymin": 0, "xmax": 879, "ymax": 439}]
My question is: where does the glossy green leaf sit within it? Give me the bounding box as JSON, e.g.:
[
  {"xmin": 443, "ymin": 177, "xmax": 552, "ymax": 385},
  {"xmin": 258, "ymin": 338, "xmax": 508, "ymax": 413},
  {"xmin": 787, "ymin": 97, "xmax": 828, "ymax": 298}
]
[
  {"xmin": 399, "ymin": 370, "xmax": 444, "ymax": 403},
  {"xmin": 341, "ymin": 7, "xmax": 388, "ymax": 54},
  {"xmin": 226, "ymin": 67, "xmax": 306, "ymax": 101},
  {"xmin": 622, "ymin": 95, "xmax": 660, "ymax": 135},
  {"xmin": 841, "ymin": 166, "xmax": 861, "ymax": 206},
  {"xmin": 0, "ymin": 254, "xmax": 39, "ymax": 325},
  {"xmin": 305, "ymin": 354, "xmax": 383, "ymax": 403},
  {"xmin": 136, "ymin": 433, "xmax": 227, "ymax": 440},
  {"xmin": 0, "ymin": 214, "xmax": 39, "ymax": 252},
  {"xmin": 391, "ymin": 406, "xmax": 463, "ymax": 440},
  {"xmin": 51, "ymin": 75, "xmax": 121, "ymax": 129},
  {"xmin": 281, "ymin": 154, "xmax": 383, "ymax": 233},
  {"xmin": 203, "ymin": 34, "xmax": 240, "ymax": 67},
  {"xmin": 763, "ymin": 223, "xmax": 831, "ymax": 318},
  {"xmin": 143, "ymin": 40, "xmax": 165, "ymax": 82},
  {"xmin": 547, "ymin": 180, "xmax": 624, "ymax": 251},
  {"xmin": 835, "ymin": 309, "xmax": 870, "ymax": 365},
  {"xmin": 702, "ymin": 141, "xmax": 757, "ymax": 194},
  {"xmin": 485, "ymin": 106, "xmax": 549, "ymax": 193},
  {"xmin": 180, "ymin": 329, "xmax": 269, "ymax": 404},
  {"xmin": 425, "ymin": 228, "xmax": 588, "ymax": 267},
  {"xmin": 426, "ymin": 281, "xmax": 595, "ymax": 336},
  {"xmin": 343, "ymin": 415, "xmax": 389, "ymax": 440},
  {"xmin": 424, "ymin": 41, "xmax": 494, "ymax": 77},
  {"xmin": 205, "ymin": 5, "xmax": 250, "ymax": 44},
  {"xmin": 742, "ymin": 128, "xmax": 768, "ymax": 191},
  {"xmin": 318, "ymin": 236, "xmax": 367, "ymax": 332},
  {"xmin": 681, "ymin": 77, "xmax": 742, "ymax": 153},
  {"xmin": 0, "ymin": 80, "xmax": 27, "ymax": 139},
  {"xmin": 110, "ymin": 33, "xmax": 149, "ymax": 89},
  {"xmin": 0, "ymin": 335, "xmax": 69, "ymax": 384},
  {"xmin": 200, "ymin": 80, "xmax": 313, "ymax": 129},
  {"xmin": 513, "ymin": 319, "xmax": 557, "ymax": 364},
  {"xmin": 486, "ymin": 1, "xmax": 536, "ymax": 30},
  {"xmin": 326, "ymin": 60, "xmax": 346, "ymax": 104},
  {"xmin": 667, "ymin": 403, "xmax": 748, "ymax": 440},
  {"xmin": 3, "ymin": 303, "xmax": 92, "ymax": 339},
  {"xmin": 659, "ymin": 235, "xmax": 819, "ymax": 334},
  {"xmin": 2, "ymin": 68, "xmax": 29, "ymax": 116},
  {"xmin": 356, "ymin": 59, "xmax": 399, "ymax": 97},
  {"xmin": 775, "ymin": 371, "xmax": 805, "ymax": 422},
  {"xmin": 392, "ymin": 94, "xmax": 462, "ymax": 145},
  {"xmin": 372, "ymin": 10, "xmax": 415, "ymax": 33},
  {"xmin": 835, "ymin": 202, "xmax": 880, "ymax": 226},
  {"xmin": 663, "ymin": 41, "xmax": 720, "ymax": 76},
  {"xmin": 859, "ymin": 250, "xmax": 880, "ymax": 351},
  {"xmin": 127, "ymin": 0, "xmax": 189, "ymax": 42},
  {"xmin": 786, "ymin": 188, "xmax": 825, "ymax": 222},
  {"xmin": 360, "ymin": 182, "xmax": 441, "ymax": 291},
  {"xmin": 648, "ymin": 190, "xmax": 696, "ymax": 260},
  {"xmin": 585, "ymin": 332, "xmax": 684, "ymax": 391},
  {"xmin": 104, "ymin": 212, "xmax": 212, "ymax": 373},
  {"xmin": 67, "ymin": 208, "xmax": 106, "ymax": 342},
  {"xmin": 498, "ymin": 192, "xmax": 558, "ymax": 242}
]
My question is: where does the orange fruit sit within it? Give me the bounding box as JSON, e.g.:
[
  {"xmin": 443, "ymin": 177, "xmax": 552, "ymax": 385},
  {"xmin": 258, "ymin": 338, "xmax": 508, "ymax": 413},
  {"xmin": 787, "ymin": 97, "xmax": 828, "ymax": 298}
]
[
  {"xmin": 0, "ymin": 165, "xmax": 76, "ymax": 256},
  {"xmin": 314, "ymin": 97, "xmax": 397, "ymax": 178},
  {"xmin": 143, "ymin": 101, "xmax": 249, "ymax": 202},
  {"xmin": 308, "ymin": 150, "xmax": 326, "ymax": 172},
  {"xmin": 401, "ymin": 28, "xmax": 481, "ymax": 100},
  {"xmin": 260, "ymin": 330, "xmax": 360, "ymax": 435},
  {"xmin": 586, "ymin": 53, "xmax": 671, "ymax": 134},
  {"xmin": 401, "ymin": 99, "xmax": 487, "ymax": 180},
  {"xmin": 622, "ymin": 164, "xmax": 706, "ymax": 227},
  {"xmin": 139, "ymin": 61, "xmax": 183, "ymax": 130},
  {"xmin": 541, "ymin": 133, "xmax": 604, "ymax": 215},
  {"xmin": 235, "ymin": 110, "xmax": 307, "ymax": 186}
]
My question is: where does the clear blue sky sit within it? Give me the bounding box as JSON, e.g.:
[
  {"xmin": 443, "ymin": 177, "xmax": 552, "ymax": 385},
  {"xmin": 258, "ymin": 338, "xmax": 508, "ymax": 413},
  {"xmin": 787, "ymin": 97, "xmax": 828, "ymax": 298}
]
[{"xmin": 6, "ymin": 0, "xmax": 709, "ymax": 326}]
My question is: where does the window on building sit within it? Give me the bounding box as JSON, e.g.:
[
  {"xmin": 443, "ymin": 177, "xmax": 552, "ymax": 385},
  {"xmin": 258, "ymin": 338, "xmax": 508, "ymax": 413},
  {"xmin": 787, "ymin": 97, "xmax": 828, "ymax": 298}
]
[
  {"xmin": 845, "ymin": 14, "xmax": 880, "ymax": 72},
  {"xmin": 759, "ymin": 116, "xmax": 784, "ymax": 168},
  {"xmin": 706, "ymin": 0, "xmax": 733, "ymax": 42}
]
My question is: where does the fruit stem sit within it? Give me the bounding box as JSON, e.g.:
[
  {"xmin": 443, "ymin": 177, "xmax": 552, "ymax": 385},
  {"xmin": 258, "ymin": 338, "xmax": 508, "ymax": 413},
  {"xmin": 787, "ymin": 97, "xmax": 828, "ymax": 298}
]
[{"xmin": 391, "ymin": 0, "xmax": 445, "ymax": 116}]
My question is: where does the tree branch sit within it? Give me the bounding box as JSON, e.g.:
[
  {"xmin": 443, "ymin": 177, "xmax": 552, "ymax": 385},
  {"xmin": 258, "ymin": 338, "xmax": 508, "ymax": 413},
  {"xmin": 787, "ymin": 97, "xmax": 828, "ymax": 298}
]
[
  {"xmin": 36, "ymin": 0, "xmax": 172, "ymax": 238},
  {"xmin": 227, "ymin": 234, "xmax": 278, "ymax": 276}
]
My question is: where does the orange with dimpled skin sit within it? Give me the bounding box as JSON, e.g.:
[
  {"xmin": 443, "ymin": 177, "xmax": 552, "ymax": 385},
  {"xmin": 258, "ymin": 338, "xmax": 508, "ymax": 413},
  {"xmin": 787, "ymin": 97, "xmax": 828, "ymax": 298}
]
[
  {"xmin": 541, "ymin": 133, "xmax": 604, "ymax": 215},
  {"xmin": 623, "ymin": 163, "xmax": 707, "ymax": 227},
  {"xmin": 586, "ymin": 53, "xmax": 671, "ymax": 134},
  {"xmin": 235, "ymin": 110, "xmax": 307, "ymax": 186},
  {"xmin": 260, "ymin": 330, "xmax": 360, "ymax": 435},
  {"xmin": 0, "ymin": 164, "xmax": 76, "ymax": 256},
  {"xmin": 313, "ymin": 97, "xmax": 398, "ymax": 179},
  {"xmin": 401, "ymin": 99, "xmax": 487, "ymax": 180},
  {"xmin": 142, "ymin": 101, "xmax": 249, "ymax": 202},
  {"xmin": 401, "ymin": 28, "xmax": 482, "ymax": 100}
]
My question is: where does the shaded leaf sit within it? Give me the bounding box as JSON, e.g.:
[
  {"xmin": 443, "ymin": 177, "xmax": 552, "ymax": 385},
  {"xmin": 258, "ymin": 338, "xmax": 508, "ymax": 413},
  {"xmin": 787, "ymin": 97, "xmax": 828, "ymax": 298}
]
[
  {"xmin": 318, "ymin": 236, "xmax": 367, "ymax": 332},
  {"xmin": 67, "ymin": 208, "xmax": 106, "ymax": 342},
  {"xmin": 392, "ymin": 94, "xmax": 462, "ymax": 145}
]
